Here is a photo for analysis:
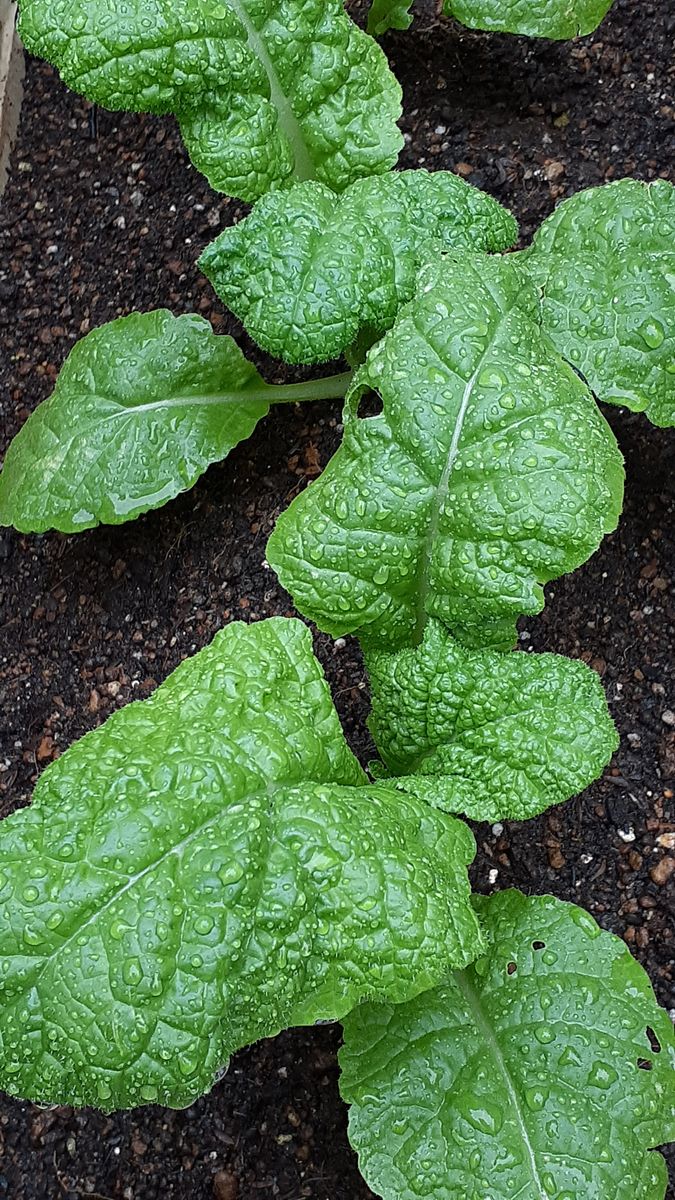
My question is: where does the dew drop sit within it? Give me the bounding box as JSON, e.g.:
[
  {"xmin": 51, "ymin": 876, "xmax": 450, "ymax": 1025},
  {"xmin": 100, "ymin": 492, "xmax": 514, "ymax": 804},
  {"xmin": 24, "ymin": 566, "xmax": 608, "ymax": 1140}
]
[
  {"xmin": 638, "ymin": 318, "xmax": 665, "ymax": 349},
  {"xmin": 534, "ymin": 1024, "xmax": 555, "ymax": 1045},
  {"xmin": 122, "ymin": 958, "xmax": 143, "ymax": 986},
  {"xmin": 587, "ymin": 1061, "xmax": 618, "ymax": 1090}
]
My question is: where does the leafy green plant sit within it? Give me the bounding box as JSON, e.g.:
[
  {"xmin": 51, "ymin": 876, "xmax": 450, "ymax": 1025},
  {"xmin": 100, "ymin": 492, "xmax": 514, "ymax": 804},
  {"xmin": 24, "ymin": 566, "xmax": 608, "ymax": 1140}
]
[
  {"xmin": 18, "ymin": 0, "xmax": 619, "ymax": 193},
  {"xmin": 365, "ymin": 0, "xmax": 615, "ymax": 39},
  {"xmin": 2, "ymin": 2, "xmax": 674, "ymax": 1197},
  {"xmin": 0, "ymin": 612, "xmax": 672, "ymax": 1193},
  {"xmin": 441, "ymin": 0, "xmax": 614, "ymax": 39},
  {"xmin": 2, "ymin": 176, "xmax": 671, "ymax": 536},
  {"xmin": 341, "ymin": 891, "xmax": 675, "ymax": 1200},
  {"xmin": 0, "ymin": 309, "xmax": 351, "ymax": 532},
  {"xmin": 266, "ymin": 251, "xmax": 624, "ymax": 652},
  {"xmin": 0, "ymin": 618, "xmax": 481, "ymax": 1108},
  {"xmin": 18, "ymin": 0, "xmax": 403, "ymax": 201},
  {"xmin": 367, "ymin": 0, "xmax": 415, "ymax": 37},
  {"xmin": 365, "ymin": 619, "xmax": 619, "ymax": 821}
]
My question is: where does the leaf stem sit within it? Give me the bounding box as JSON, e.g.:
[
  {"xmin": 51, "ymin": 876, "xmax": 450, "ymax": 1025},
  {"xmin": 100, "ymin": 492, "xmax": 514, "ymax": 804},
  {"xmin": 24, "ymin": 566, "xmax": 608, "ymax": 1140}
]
[{"xmin": 266, "ymin": 370, "xmax": 353, "ymax": 405}]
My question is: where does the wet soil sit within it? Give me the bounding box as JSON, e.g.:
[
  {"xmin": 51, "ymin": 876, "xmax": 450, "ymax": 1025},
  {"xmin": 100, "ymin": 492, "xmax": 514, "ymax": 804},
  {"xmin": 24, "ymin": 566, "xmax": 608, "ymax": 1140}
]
[{"xmin": 0, "ymin": 0, "xmax": 673, "ymax": 1195}]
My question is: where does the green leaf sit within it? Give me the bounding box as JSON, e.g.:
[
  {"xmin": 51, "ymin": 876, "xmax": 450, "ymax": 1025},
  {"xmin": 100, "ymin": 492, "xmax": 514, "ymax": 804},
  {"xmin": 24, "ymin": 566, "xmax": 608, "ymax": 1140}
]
[
  {"xmin": 19, "ymin": 0, "xmax": 403, "ymax": 202},
  {"xmin": 443, "ymin": 0, "xmax": 613, "ymax": 38},
  {"xmin": 267, "ymin": 254, "xmax": 624, "ymax": 652},
  {"xmin": 199, "ymin": 171, "xmax": 518, "ymax": 365},
  {"xmin": 0, "ymin": 310, "xmax": 279, "ymax": 533},
  {"xmin": 523, "ymin": 179, "xmax": 675, "ymax": 428},
  {"xmin": 340, "ymin": 890, "xmax": 675, "ymax": 1200},
  {"xmin": 367, "ymin": 0, "xmax": 415, "ymax": 36},
  {"xmin": 366, "ymin": 620, "xmax": 618, "ymax": 821},
  {"xmin": 0, "ymin": 617, "xmax": 483, "ymax": 1110}
]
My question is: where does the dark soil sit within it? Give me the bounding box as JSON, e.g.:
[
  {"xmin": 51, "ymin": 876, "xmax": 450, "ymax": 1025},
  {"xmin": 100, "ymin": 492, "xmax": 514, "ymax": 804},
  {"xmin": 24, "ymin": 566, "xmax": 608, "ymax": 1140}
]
[{"xmin": 0, "ymin": 0, "xmax": 674, "ymax": 1196}]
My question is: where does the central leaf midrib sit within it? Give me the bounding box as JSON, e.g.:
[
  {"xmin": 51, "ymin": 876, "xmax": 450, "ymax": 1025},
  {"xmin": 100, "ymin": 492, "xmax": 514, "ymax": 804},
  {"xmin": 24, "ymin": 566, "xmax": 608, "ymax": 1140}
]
[
  {"xmin": 98, "ymin": 390, "xmax": 270, "ymax": 420},
  {"xmin": 412, "ymin": 306, "xmax": 511, "ymax": 644},
  {"xmin": 455, "ymin": 969, "xmax": 548, "ymax": 1200},
  {"xmin": 225, "ymin": 0, "xmax": 316, "ymax": 183}
]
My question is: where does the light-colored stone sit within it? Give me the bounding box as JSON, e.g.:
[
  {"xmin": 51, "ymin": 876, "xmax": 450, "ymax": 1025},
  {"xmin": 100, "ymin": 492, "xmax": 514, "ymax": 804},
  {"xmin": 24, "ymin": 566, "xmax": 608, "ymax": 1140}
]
[{"xmin": 0, "ymin": 2, "xmax": 24, "ymax": 199}]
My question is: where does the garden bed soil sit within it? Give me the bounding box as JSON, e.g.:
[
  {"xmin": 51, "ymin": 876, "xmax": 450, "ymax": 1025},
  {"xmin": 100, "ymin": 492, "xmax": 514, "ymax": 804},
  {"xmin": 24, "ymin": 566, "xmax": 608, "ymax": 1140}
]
[{"xmin": 0, "ymin": 0, "xmax": 673, "ymax": 1196}]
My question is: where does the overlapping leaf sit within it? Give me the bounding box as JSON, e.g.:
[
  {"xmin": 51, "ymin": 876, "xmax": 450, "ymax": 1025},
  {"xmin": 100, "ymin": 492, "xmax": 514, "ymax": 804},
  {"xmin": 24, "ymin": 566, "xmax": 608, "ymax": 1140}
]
[
  {"xmin": 367, "ymin": 0, "xmax": 415, "ymax": 35},
  {"xmin": 0, "ymin": 618, "xmax": 482, "ymax": 1110},
  {"xmin": 0, "ymin": 310, "xmax": 278, "ymax": 532},
  {"xmin": 366, "ymin": 620, "xmax": 618, "ymax": 821},
  {"xmin": 267, "ymin": 254, "xmax": 624, "ymax": 652},
  {"xmin": 524, "ymin": 179, "xmax": 675, "ymax": 427},
  {"xmin": 341, "ymin": 890, "xmax": 675, "ymax": 1200},
  {"xmin": 18, "ymin": 0, "xmax": 402, "ymax": 201},
  {"xmin": 200, "ymin": 171, "xmax": 518, "ymax": 364},
  {"xmin": 444, "ymin": 0, "xmax": 613, "ymax": 38}
]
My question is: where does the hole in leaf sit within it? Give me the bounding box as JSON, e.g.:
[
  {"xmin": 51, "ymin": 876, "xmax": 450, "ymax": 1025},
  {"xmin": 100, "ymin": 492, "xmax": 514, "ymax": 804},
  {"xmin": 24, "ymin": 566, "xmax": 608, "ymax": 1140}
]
[
  {"xmin": 646, "ymin": 1026, "xmax": 662, "ymax": 1054},
  {"xmin": 506, "ymin": 961, "xmax": 517, "ymax": 976},
  {"xmin": 356, "ymin": 390, "xmax": 384, "ymax": 420},
  {"xmin": 637, "ymin": 1058, "xmax": 653, "ymax": 1071},
  {"xmin": 532, "ymin": 940, "xmax": 546, "ymax": 951}
]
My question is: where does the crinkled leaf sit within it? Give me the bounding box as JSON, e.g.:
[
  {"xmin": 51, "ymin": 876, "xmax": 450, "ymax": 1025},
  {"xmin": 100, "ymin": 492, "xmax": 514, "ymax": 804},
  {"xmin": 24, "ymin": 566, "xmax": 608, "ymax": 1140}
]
[
  {"xmin": 0, "ymin": 617, "xmax": 482, "ymax": 1110},
  {"xmin": 267, "ymin": 254, "xmax": 624, "ymax": 652},
  {"xmin": 200, "ymin": 171, "xmax": 518, "ymax": 364},
  {"xmin": 524, "ymin": 179, "xmax": 675, "ymax": 428},
  {"xmin": 367, "ymin": 0, "xmax": 415, "ymax": 35},
  {"xmin": 0, "ymin": 310, "xmax": 277, "ymax": 533},
  {"xmin": 366, "ymin": 620, "xmax": 618, "ymax": 821},
  {"xmin": 341, "ymin": 890, "xmax": 675, "ymax": 1200},
  {"xmin": 19, "ymin": 0, "xmax": 402, "ymax": 202},
  {"xmin": 443, "ymin": 0, "xmax": 613, "ymax": 38}
]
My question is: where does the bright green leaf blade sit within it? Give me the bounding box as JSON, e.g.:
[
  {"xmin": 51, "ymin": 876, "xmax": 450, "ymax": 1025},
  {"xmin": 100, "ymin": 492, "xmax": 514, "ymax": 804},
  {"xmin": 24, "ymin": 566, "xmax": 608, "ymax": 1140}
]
[
  {"xmin": 366, "ymin": 619, "xmax": 619, "ymax": 821},
  {"xmin": 19, "ymin": 0, "xmax": 403, "ymax": 202},
  {"xmin": 443, "ymin": 0, "xmax": 613, "ymax": 38},
  {"xmin": 0, "ymin": 310, "xmax": 274, "ymax": 533},
  {"xmin": 523, "ymin": 179, "xmax": 675, "ymax": 427},
  {"xmin": 367, "ymin": 0, "xmax": 415, "ymax": 36},
  {"xmin": 341, "ymin": 890, "xmax": 675, "ymax": 1200},
  {"xmin": 267, "ymin": 254, "xmax": 624, "ymax": 652},
  {"xmin": 200, "ymin": 171, "xmax": 518, "ymax": 364},
  {"xmin": 0, "ymin": 617, "xmax": 483, "ymax": 1110}
]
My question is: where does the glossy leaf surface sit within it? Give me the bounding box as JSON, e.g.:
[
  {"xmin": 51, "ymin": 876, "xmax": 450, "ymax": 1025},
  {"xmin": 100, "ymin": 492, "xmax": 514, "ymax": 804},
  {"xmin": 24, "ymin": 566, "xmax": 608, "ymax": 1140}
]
[
  {"xmin": 19, "ymin": 0, "xmax": 402, "ymax": 201},
  {"xmin": 366, "ymin": 620, "xmax": 618, "ymax": 821},
  {"xmin": 524, "ymin": 179, "xmax": 675, "ymax": 427},
  {"xmin": 444, "ymin": 0, "xmax": 612, "ymax": 38},
  {"xmin": 0, "ymin": 310, "xmax": 275, "ymax": 533},
  {"xmin": 200, "ymin": 172, "xmax": 517, "ymax": 364},
  {"xmin": 267, "ymin": 255, "xmax": 624, "ymax": 651},
  {"xmin": 341, "ymin": 890, "xmax": 675, "ymax": 1200},
  {"xmin": 0, "ymin": 618, "xmax": 482, "ymax": 1110},
  {"xmin": 367, "ymin": 0, "xmax": 415, "ymax": 35}
]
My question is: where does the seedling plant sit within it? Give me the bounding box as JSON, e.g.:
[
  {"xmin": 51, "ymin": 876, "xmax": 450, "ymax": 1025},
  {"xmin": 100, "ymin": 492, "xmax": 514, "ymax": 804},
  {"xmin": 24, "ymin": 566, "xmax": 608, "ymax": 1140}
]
[{"xmin": 0, "ymin": 1, "xmax": 673, "ymax": 1197}]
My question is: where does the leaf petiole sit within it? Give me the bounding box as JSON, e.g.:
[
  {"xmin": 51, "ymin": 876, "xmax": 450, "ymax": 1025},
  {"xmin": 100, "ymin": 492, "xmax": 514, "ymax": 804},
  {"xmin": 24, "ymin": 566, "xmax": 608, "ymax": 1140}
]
[{"xmin": 266, "ymin": 370, "xmax": 353, "ymax": 405}]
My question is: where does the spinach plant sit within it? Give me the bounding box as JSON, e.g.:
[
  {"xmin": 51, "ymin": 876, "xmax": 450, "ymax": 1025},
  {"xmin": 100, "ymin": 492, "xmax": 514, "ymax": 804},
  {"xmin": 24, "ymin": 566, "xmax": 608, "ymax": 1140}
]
[
  {"xmin": 1, "ymin": 174, "xmax": 673, "ymax": 532},
  {"xmin": 1, "ymin": 1, "xmax": 674, "ymax": 1197},
  {"xmin": 367, "ymin": 0, "xmax": 616, "ymax": 38}
]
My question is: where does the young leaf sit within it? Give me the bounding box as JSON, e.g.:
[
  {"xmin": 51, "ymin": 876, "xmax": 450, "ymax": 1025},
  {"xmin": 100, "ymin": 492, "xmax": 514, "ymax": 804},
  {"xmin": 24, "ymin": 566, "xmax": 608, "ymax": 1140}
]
[
  {"xmin": 523, "ymin": 179, "xmax": 675, "ymax": 428},
  {"xmin": 0, "ymin": 310, "xmax": 279, "ymax": 532},
  {"xmin": 267, "ymin": 254, "xmax": 624, "ymax": 652},
  {"xmin": 366, "ymin": 620, "xmax": 618, "ymax": 821},
  {"xmin": 0, "ymin": 617, "xmax": 483, "ymax": 1110},
  {"xmin": 0, "ymin": 313, "xmax": 350, "ymax": 534},
  {"xmin": 443, "ymin": 0, "xmax": 613, "ymax": 38},
  {"xmin": 367, "ymin": 0, "xmax": 415, "ymax": 36},
  {"xmin": 199, "ymin": 171, "xmax": 518, "ymax": 365},
  {"xmin": 18, "ymin": 0, "xmax": 403, "ymax": 202},
  {"xmin": 340, "ymin": 890, "xmax": 675, "ymax": 1200}
]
